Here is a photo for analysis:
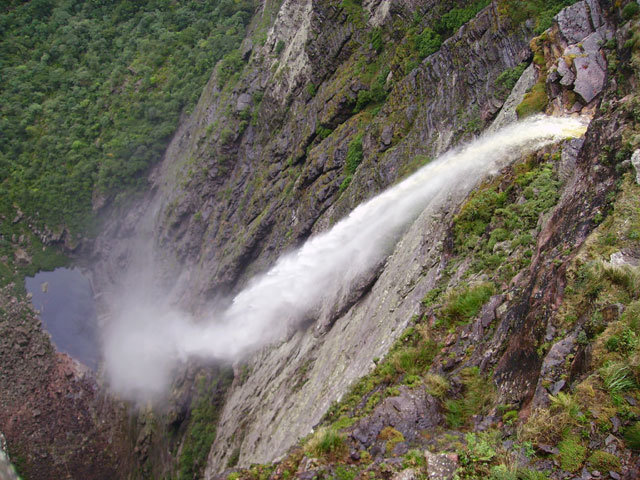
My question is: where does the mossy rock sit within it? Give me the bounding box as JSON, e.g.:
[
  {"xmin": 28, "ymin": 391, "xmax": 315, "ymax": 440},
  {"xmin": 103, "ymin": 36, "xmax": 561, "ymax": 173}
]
[{"xmin": 516, "ymin": 82, "xmax": 549, "ymax": 118}]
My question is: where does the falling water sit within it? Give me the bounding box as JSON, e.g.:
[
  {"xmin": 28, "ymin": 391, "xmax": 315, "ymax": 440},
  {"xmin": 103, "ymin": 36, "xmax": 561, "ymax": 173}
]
[{"xmin": 103, "ymin": 115, "xmax": 587, "ymax": 400}]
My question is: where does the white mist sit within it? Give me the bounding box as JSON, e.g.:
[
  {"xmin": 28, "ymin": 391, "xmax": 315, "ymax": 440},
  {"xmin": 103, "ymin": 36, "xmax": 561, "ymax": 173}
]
[{"xmin": 102, "ymin": 115, "xmax": 586, "ymax": 401}]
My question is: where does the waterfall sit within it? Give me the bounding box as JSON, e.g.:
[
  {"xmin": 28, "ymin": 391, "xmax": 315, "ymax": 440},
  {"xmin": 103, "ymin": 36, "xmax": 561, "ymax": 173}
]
[{"xmin": 102, "ymin": 115, "xmax": 587, "ymax": 401}]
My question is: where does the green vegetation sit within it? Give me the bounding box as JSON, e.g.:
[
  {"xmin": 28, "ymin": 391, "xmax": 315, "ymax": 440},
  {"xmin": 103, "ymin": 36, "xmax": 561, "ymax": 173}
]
[
  {"xmin": 496, "ymin": 63, "xmax": 528, "ymax": 93},
  {"xmin": 433, "ymin": 1, "xmax": 490, "ymax": 37},
  {"xmin": 178, "ymin": 372, "xmax": 232, "ymax": 479},
  {"xmin": 587, "ymin": 450, "xmax": 621, "ymax": 472},
  {"xmin": 497, "ymin": 0, "xmax": 576, "ymax": 34},
  {"xmin": 624, "ymin": 422, "xmax": 640, "ymax": 450},
  {"xmin": 305, "ymin": 428, "xmax": 348, "ymax": 461},
  {"xmin": 415, "ymin": 28, "xmax": 442, "ymax": 60},
  {"xmin": 445, "ymin": 367, "xmax": 495, "ymax": 429},
  {"xmin": 516, "ymin": 82, "xmax": 549, "ymax": 118},
  {"xmin": 354, "ymin": 68, "xmax": 389, "ymax": 113},
  {"xmin": 339, "ymin": 133, "xmax": 364, "ymax": 191},
  {"xmin": 0, "ymin": 0, "xmax": 253, "ymax": 237},
  {"xmin": 438, "ymin": 283, "xmax": 495, "ymax": 328},
  {"xmin": 379, "ymin": 426, "xmax": 405, "ymax": 455},
  {"xmin": 557, "ymin": 434, "xmax": 586, "ymax": 472},
  {"xmin": 622, "ymin": 2, "xmax": 640, "ymax": 21},
  {"xmin": 453, "ymin": 161, "xmax": 561, "ymax": 279}
]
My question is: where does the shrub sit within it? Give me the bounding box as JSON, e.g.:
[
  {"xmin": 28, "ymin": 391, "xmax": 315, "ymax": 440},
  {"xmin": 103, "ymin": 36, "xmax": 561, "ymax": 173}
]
[
  {"xmin": 370, "ymin": 28, "xmax": 383, "ymax": 53},
  {"xmin": 275, "ymin": 39, "xmax": 285, "ymax": 54},
  {"xmin": 496, "ymin": 63, "xmax": 528, "ymax": 93},
  {"xmin": 622, "ymin": 2, "xmax": 640, "ymax": 20},
  {"xmin": 434, "ymin": 1, "xmax": 490, "ymax": 36},
  {"xmin": 316, "ymin": 126, "xmax": 333, "ymax": 140},
  {"xmin": 345, "ymin": 133, "xmax": 364, "ymax": 175},
  {"xmin": 416, "ymin": 28, "xmax": 442, "ymax": 59},
  {"xmin": 307, "ymin": 83, "xmax": 317, "ymax": 96}
]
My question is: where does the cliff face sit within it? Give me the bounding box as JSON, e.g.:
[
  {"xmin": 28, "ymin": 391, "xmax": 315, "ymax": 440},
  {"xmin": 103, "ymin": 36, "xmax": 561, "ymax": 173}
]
[{"xmin": 86, "ymin": 0, "xmax": 640, "ymax": 478}]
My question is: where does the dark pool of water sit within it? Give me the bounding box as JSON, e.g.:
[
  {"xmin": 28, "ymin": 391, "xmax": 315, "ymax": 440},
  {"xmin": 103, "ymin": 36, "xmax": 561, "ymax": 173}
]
[{"xmin": 25, "ymin": 267, "xmax": 99, "ymax": 370}]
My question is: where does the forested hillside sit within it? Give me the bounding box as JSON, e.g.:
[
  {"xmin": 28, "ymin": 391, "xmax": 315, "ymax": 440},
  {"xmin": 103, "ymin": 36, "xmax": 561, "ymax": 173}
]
[{"xmin": 0, "ymin": 0, "xmax": 252, "ymax": 287}]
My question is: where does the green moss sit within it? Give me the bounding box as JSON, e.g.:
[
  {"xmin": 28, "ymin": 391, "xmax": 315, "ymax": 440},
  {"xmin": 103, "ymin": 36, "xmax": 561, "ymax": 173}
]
[
  {"xmin": 587, "ymin": 450, "xmax": 621, "ymax": 472},
  {"xmin": 557, "ymin": 434, "xmax": 586, "ymax": 472},
  {"xmin": 516, "ymin": 82, "xmax": 548, "ymax": 118},
  {"xmin": 379, "ymin": 426, "xmax": 405, "ymax": 455}
]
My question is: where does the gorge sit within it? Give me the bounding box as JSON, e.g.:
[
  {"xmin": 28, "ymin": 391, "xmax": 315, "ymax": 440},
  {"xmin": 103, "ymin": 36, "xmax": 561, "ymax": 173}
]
[{"xmin": 1, "ymin": 1, "xmax": 640, "ymax": 479}]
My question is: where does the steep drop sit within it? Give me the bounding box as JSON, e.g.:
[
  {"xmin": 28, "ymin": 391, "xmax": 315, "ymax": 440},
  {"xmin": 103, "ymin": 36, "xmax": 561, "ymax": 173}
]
[{"xmin": 103, "ymin": 115, "xmax": 586, "ymax": 401}]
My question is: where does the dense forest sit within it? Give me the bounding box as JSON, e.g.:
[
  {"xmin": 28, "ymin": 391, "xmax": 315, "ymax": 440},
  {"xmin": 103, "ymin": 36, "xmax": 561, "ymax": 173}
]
[
  {"xmin": 0, "ymin": 0, "xmax": 253, "ymax": 288},
  {"xmin": 0, "ymin": 0, "xmax": 253, "ymax": 232}
]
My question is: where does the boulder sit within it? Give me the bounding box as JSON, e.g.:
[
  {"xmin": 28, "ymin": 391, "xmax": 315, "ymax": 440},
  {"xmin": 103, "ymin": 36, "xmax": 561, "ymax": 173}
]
[
  {"xmin": 351, "ymin": 386, "xmax": 443, "ymax": 448},
  {"xmin": 425, "ymin": 451, "xmax": 458, "ymax": 480},
  {"xmin": 556, "ymin": 2, "xmax": 594, "ymax": 44},
  {"xmin": 631, "ymin": 150, "xmax": 640, "ymax": 184},
  {"xmin": 392, "ymin": 468, "xmax": 418, "ymax": 480}
]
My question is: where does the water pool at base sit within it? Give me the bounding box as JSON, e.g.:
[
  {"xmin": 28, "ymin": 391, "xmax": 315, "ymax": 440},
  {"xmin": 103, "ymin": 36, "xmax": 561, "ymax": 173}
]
[{"xmin": 25, "ymin": 267, "xmax": 99, "ymax": 370}]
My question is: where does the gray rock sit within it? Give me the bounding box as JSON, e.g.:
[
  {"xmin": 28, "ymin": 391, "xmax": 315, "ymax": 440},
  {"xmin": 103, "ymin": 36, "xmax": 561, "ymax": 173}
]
[
  {"xmin": 559, "ymin": 137, "xmax": 585, "ymax": 183},
  {"xmin": 585, "ymin": 0, "xmax": 604, "ymax": 29},
  {"xmin": 392, "ymin": 469, "xmax": 418, "ymax": 480},
  {"xmin": 351, "ymin": 386, "xmax": 443, "ymax": 447},
  {"xmin": 556, "ymin": 2, "xmax": 594, "ymax": 44},
  {"xmin": 557, "ymin": 58, "xmax": 576, "ymax": 87},
  {"xmin": 609, "ymin": 251, "xmax": 640, "ymax": 267},
  {"xmin": 235, "ymin": 93, "xmax": 252, "ymax": 112},
  {"xmin": 551, "ymin": 379, "xmax": 566, "ymax": 395},
  {"xmin": 569, "ymin": 30, "xmax": 607, "ymax": 103},
  {"xmin": 489, "ymin": 63, "xmax": 536, "ymax": 131},
  {"xmin": 631, "ymin": 150, "xmax": 640, "ymax": 184},
  {"xmin": 381, "ymin": 125, "xmax": 393, "ymax": 147},
  {"xmin": 531, "ymin": 333, "xmax": 577, "ymax": 408},
  {"xmin": 425, "ymin": 451, "xmax": 458, "ymax": 480},
  {"xmin": 610, "ymin": 416, "xmax": 621, "ymax": 433}
]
